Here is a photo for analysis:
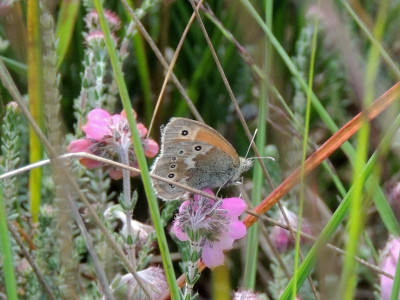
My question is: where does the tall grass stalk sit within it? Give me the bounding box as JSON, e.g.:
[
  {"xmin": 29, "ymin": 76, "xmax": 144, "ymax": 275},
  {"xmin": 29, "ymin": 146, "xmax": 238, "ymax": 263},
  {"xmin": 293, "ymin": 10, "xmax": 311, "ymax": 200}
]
[
  {"xmin": 243, "ymin": 0, "xmax": 272, "ymax": 289},
  {"xmin": 92, "ymin": 1, "xmax": 180, "ymax": 298},
  {"xmin": 293, "ymin": 9, "xmax": 320, "ymax": 300},
  {"xmin": 339, "ymin": 1, "xmax": 390, "ymax": 298},
  {"xmin": 27, "ymin": 0, "xmax": 44, "ymax": 224}
]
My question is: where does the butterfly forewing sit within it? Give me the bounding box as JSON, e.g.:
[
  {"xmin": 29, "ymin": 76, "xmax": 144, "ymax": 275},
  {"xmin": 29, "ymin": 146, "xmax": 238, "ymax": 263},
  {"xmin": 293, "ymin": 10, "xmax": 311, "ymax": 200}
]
[{"xmin": 151, "ymin": 118, "xmax": 246, "ymax": 201}]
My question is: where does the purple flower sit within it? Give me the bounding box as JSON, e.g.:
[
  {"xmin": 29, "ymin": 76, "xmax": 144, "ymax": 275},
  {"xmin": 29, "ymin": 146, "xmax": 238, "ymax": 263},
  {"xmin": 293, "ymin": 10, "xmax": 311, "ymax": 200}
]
[
  {"xmin": 381, "ymin": 236, "xmax": 400, "ymax": 300},
  {"xmin": 269, "ymin": 207, "xmax": 312, "ymax": 252},
  {"xmin": 173, "ymin": 189, "xmax": 247, "ymax": 268},
  {"xmin": 68, "ymin": 108, "xmax": 159, "ymax": 180}
]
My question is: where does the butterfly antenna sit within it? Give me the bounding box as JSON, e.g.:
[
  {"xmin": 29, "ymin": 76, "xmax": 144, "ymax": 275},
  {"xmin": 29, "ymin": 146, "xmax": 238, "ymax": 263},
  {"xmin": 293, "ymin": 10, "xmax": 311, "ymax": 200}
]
[
  {"xmin": 252, "ymin": 156, "xmax": 276, "ymax": 162},
  {"xmin": 245, "ymin": 128, "xmax": 258, "ymax": 159}
]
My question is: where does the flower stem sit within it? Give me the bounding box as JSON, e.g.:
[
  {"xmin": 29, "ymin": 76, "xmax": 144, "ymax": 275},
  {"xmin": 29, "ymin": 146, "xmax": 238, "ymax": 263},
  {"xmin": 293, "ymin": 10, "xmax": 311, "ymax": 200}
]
[
  {"xmin": 184, "ymin": 240, "xmax": 201, "ymax": 299},
  {"xmin": 120, "ymin": 145, "xmax": 136, "ymax": 266}
]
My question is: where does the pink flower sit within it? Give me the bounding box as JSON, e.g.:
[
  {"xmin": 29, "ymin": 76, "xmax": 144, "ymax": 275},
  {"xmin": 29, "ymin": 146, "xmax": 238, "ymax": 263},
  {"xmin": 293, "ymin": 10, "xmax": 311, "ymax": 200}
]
[
  {"xmin": 68, "ymin": 108, "xmax": 159, "ymax": 180},
  {"xmin": 269, "ymin": 207, "xmax": 312, "ymax": 252},
  {"xmin": 67, "ymin": 139, "xmax": 101, "ymax": 168},
  {"xmin": 381, "ymin": 236, "xmax": 400, "ymax": 300},
  {"xmin": 85, "ymin": 9, "xmax": 121, "ymax": 32},
  {"xmin": 233, "ymin": 290, "xmax": 265, "ymax": 299},
  {"xmin": 172, "ymin": 189, "xmax": 247, "ymax": 268}
]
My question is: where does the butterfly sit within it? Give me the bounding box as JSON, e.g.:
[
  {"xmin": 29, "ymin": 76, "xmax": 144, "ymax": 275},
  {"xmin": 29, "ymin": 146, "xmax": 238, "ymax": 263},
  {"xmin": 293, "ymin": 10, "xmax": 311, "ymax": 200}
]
[{"xmin": 150, "ymin": 118, "xmax": 253, "ymax": 201}]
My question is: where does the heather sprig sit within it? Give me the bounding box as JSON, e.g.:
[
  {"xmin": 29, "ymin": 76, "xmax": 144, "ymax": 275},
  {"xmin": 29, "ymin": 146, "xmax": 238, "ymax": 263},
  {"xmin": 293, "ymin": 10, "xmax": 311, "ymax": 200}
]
[
  {"xmin": 173, "ymin": 189, "xmax": 247, "ymax": 299},
  {"xmin": 0, "ymin": 103, "xmax": 20, "ymax": 294},
  {"xmin": 30, "ymin": 205, "xmax": 63, "ymax": 298},
  {"xmin": 137, "ymin": 200, "xmax": 180, "ymax": 270},
  {"xmin": 41, "ymin": 5, "xmax": 62, "ymax": 150},
  {"xmin": 73, "ymin": 9, "xmax": 122, "ymax": 135},
  {"xmin": 0, "ymin": 102, "xmax": 21, "ymax": 215}
]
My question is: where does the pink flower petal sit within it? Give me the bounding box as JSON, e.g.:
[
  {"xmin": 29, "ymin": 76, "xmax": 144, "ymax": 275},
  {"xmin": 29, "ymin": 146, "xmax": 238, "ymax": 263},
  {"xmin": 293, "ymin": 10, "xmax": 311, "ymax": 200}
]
[
  {"xmin": 80, "ymin": 157, "xmax": 102, "ymax": 168},
  {"xmin": 178, "ymin": 201, "xmax": 190, "ymax": 213},
  {"xmin": 121, "ymin": 109, "xmax": 137, "ymax": 119},
  {"xmin": 130, "ymin": 170, "xmax": 140, "ymax": 177},
  {"xmin": 381, "ymin": 237, "xmax": 400, "ymax": 300},
  {"xmin": 202, "ymin": 243, "xmax": 225, "ymax": 268},
  {"xmin": 220, "ymin": 197, "xmax": 246, "ymax": 217},
  {"xmin": 82, "ymin": 109, "xmax": 112, "ymax": 139},
  {"xmin": 110, "ymin": 114, "xmax": 124, "ymax": 125},
  {"xmin": 82, "ymin": 120, "xmax": 111, "ymax": 140},
  {"xmin": 67, "ymin": 139, "xmax": 92, "ymax": 153},
  {"xmin": 228, "ymin": 220, "xmax": 247, "ymax": 240},
  {"xmin": 109, "ymin": 168, "xmax": 123, "ymax": 180},
  {"xmin": 67, "ymin": 139, "xmax": 101, "ymax": 168},
  {"xmin": 144, "ymin": 139, "xmax": 159, "ymax": 158},
  {"xmin": 129, "ymin": 162, "xmax": 140, "ymax": 177},
  {"xmin": 203, "ymin": 243, "xmax": 227, "ymax": 268},
  {"xmin": 87, "ymin": 108, "xmax": 111, "ymax": 120},
  {"xmin": 137, "ymin": 123, "xmax": 148, "ymax": 138},
  {"xmin": 213, "ymin": 232, "xmax": 234, "ymax": 251},
  {"xmin": 172, "ymin": 221, "xmax": 188, "ymax": 241},
  {"xmin": 270, "ymin": 226, "xmax": 291, "ymax": 252}
]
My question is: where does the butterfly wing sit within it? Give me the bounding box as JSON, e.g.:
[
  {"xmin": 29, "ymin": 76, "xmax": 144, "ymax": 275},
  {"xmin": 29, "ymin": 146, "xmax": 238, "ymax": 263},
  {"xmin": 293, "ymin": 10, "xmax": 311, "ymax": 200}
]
[
  {"xmin": 151, "ymin": 118, "xmax": 241, "ymax": 201},
  {"xmin": 150, "ymin": 153, "xmax": 189, "ymax": 201}
]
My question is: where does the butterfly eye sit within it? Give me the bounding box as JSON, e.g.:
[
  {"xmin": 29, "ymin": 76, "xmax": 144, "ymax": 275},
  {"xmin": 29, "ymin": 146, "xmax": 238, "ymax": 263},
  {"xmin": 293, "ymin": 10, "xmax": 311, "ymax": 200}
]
[
  {"xmin": 194, "ymin": 145, "xmax": 202, "ymax": 151},
  {"xmin": 168, "ymin": 173, "xmax": 175, "ymax": 178},
  {"xmin": 169, "ymin": 184, "xmax": 175, "ymax": 188},
  {"xmin": 171, "ymin": 157, "xmax": 177, "ymax": 161},
  {"xmin": 170, "ymin": 164, "xmax": 176, "ymax": 169},
  {"xmin": 181, "ymin": 130, "xmax": 189, "ymax": 136},
  {"xmin": 179, "ymin": 150, "xmax": 184, "ymax": 154}
]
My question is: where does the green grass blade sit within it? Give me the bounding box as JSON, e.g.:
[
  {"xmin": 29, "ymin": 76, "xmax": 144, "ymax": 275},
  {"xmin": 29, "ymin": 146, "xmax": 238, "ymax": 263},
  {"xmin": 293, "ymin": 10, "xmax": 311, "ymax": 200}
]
[
  {"xmin": 390, "ymin": 251, "xmax": 400, "ymax": 300},
  {"xmin": 0, "ymin": 186, "xmax": 18, "ymax": 300},
  {"xmin": 279, "ymin": 109, "xmax": 400, "ymax": 299},
  {"xmin": 0, "ymin": 56, "xmax": 27, "ymax": 76},
  {"xmin": 243, "ymin": 0, "xmax": 272, "ymax": 289},
  {"xmin": 279, "ymin": 154, "xmax": 374, "ymax": 300},
  {"xmin": 132, "ymin": 32, "xmax": 153, "ymax": 123},
  {"xmin": 339, "ymin": 122, "xmax": 369, "ymax": 299},
  {"xmin": 370, "ymin": 181, "xmax": 400, "ymax": 235},
  {"xmin": 293, "ymin": 9, "xmax": 320, "ymax": 299},
  {"xmin": 340, "ymin": 0, "xmax": 400, "ymax": 80},
  {"xmin": 56, "ymin": 0, "xmax": 80, "ymax": 69},
  {"xmin": 27, "ymin": 0, "xmax": 44, "ymax": 224},
  {"xmin": 93, "ymin": 1, "xmax": 180, "ymax": 298},
  {"xmin": 239, "ymin": 0, "xmax": 352, "ymax": 155},
  {"xmin": 366, "ymin": 110, "xmax": 400, "ymax": 235},
  {"xmin": 340, "ymin": 1, "xmax": 390, "ymax": 297}
]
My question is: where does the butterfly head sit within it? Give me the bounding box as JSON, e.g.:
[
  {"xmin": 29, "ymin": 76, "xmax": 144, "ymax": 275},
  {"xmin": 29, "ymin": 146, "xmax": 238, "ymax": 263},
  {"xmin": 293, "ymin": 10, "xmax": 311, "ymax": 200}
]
[{"xmin": 229, "ymin": 157, "xmax": 254, "ymax": 183}]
